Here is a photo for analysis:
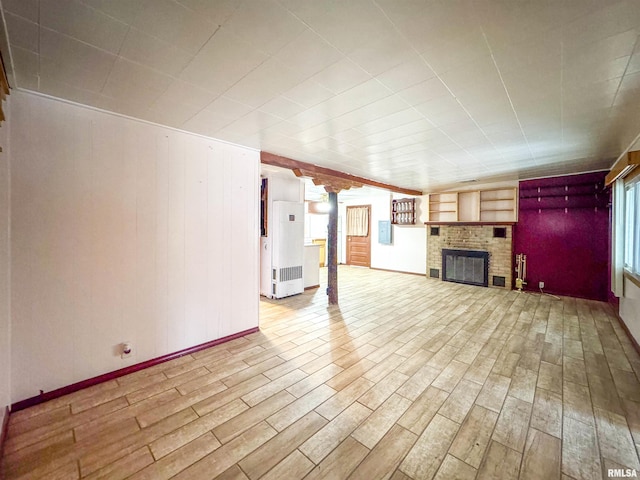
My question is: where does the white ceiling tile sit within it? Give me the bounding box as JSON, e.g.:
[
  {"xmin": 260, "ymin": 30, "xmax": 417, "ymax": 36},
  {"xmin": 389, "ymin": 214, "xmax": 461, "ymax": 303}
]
[
  {"xmin": 221, "ymin": 110, "xmax": 282, "ymax": 137},
  {"xmin": 119, "ymin": 28, "xmax": 194, "ymax": 77},
  {"xmin": 259, "ymin": 96, "xmax": 307, "ymax": 119},
  {"xmin": 375, "ymin": 55, "xmax": 436, "ymax": 92},
  {"xmin": 347, "ymin": 30, "xmax": 415, "ymax": 76},
  {"xmin": 79, "ymin": 0, "xmax": 144, "ymax": 24},
  {"xmin": 224, "ymin": 57, "xmax": 306, "ymax": 108},
  {"xmin": 277, "ymin": 0, "xmax": 343, "ymax": 26},
  {"xmin": 40, "ymin": 0, "xmax": 129, "ymax": 54},
  {"xmin": 415, "ymin": 97, "xmax": 471, "ymax": 127},
  {"xmin": 40, "ymin": 28, "xmax": 117, "ymax": 83},
  {"xmin": 420, "ymin": 29, "xmax": 492, "ymax": 74},
  {"xmin": 304, "ymin": 0, "xmax": 393, "ymax": 55},
  {"xmin": 10, "ymin": 45, "xmax": 39, "ymax": 89},
  {"xmin": 102, "ymin": 58, "xmax": 173, "ymax": 105},
  {"xmin": 154, "ymin": 80, "xmax": 219, "ymax": 110},
  {"xmin": 561, "ymin": 0, "xmax": 640, "ymax": 53},
  {"xmin": 174, "ymin": 0, "xmax": 239, "ymax": 26},
  {"xmin": 205, "ymin": 96, "xmax": 254, "ymax": 121},
  {"xmin": 39, "ymin": 55, "xmax": 106, "ymax": 93},
  {"xmin": 146, "ymin": 100, "xmax": 204, "ymax": 129},
  {"xmin": 179, "ymin": 27, "xmax": 268, "ymax": 94},
  {"xmin": 131, "ymin": 0, "xmax": 216, "ymax": 55},
  {"xmin": 182, "ymin": 109, "xmax": 233, "ymax": 137},
  {"xmin": 282, "ymin": 78, "xmax": 335, "ymax": 108},
  {"xmin": 355, "ymin": 108, "xmax": 424, "ymax": 136},
  {"xmin": 397, "ymin": 77, "xmax": 451, "ymax": 106},
  {"xmin": 2, "ymin": 0, "xmax": 39, "ymax": 22},
  {"xmin": 310, "ymin": 58, "xmax": 371, "ymax": 95},
  {"xmin": 225, "ymin": 0, "xmax": 306, "ymax": 55},
  {"xmin": 275, "ymin": 29, "xmax": 344, "ymax": 78},
  {"xmin": 39, "ymin": 77, "xmax": 101, "ymax": 107},
  {"xmin": 5, "ymin": 12, "xmax": 38, "ymax": 53}
]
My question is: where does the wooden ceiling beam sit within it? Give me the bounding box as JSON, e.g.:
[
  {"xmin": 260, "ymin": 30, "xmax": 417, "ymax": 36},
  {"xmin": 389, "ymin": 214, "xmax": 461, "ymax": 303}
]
[
  {"xmin": 606, "ymin": 150, "xmax": 640, "ymax": 186},
  {"xmin": 261, "ymin": 151, "xmax": 423, "ymax": 196}
]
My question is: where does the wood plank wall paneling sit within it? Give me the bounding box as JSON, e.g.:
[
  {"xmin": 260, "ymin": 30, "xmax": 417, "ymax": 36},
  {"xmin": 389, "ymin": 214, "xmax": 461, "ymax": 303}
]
[{"xmin": 8, "ymin": 90, "xmax": 260, "ymax": 405}]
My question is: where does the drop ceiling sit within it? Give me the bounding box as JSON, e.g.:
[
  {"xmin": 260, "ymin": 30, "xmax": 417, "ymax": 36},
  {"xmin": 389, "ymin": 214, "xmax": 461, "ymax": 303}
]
[{"xmin": 2, "ymin": 0, "xmax": 640, "ymax": 192}]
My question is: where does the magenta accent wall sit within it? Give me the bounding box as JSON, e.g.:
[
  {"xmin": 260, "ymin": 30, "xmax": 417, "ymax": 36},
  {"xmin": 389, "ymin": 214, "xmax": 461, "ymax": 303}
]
[{"xmin": 513, "ymin": 171, "xmax": 610, "ymax": 301}]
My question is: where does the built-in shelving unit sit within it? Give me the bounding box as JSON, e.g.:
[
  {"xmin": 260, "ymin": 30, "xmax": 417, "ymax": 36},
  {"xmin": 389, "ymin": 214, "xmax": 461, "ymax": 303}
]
[
  {"xmin": 427, "ymin": 187, "xmax": 517, "ymax": 224},
  {"xmin": 427, "ymin": 193, "xmax": 457, "ymax": 223},
  {"xmin": 392, "ymin": 198, "xmax": 417, "ymax": 225}
]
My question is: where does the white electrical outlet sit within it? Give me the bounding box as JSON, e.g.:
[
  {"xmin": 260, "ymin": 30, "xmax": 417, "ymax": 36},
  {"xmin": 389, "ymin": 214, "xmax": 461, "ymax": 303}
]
[
  {"xmin": 539, "ymin": 281, "xmax": 545, "ymax": 289},
  {"xmin": 121, "ymin": 342, "xmax": 133, "ymax": 359}
]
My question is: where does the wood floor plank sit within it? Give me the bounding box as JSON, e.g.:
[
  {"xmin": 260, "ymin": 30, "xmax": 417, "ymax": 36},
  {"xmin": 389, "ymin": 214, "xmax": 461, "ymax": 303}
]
[
  {"xmin": 530, "ymin": 388, "xmax": 562, "ymax": 438},
  {"xmin": 130, "ymin": 433, "xmax": 219, "ymax": 480},
  {"xmin": 267, "ymin": 384, "xmax": 336, "ymax": 432},
  {"xmin": 561, "ymin": 416, "xmax": 601, "ymax": 480},
  {"xmin": 259, "ymin": 450, "xmax": 314, "ymax": 480},
  {"xmin": 351, "ymin": 393, "xmax": 412, "ymax": 449},
  {"xmin": 438, "ymin": 379, "xmax": 483, "ymax": 424},
  {"xmin": 520, "ymin": 429, "xmax": 561, "ymax": 480},
  {"xmin": 397, "ymin": 386, "xmax": 449, "ymax": 436},
  {"xmin": 593, "ymin": 407, "xmax": 640, "ymax": 470},
  {"xmin": 304, "ymin": 436, "xmax": 369, "ymax": 480},
  {"xmin": 475, "ymin": 373, "xmax": 511, "ymax": 413},
  {"xmin": 299, "ymin": 402, "xmax": 371, "ymax": 464},
  {"xmin": 476, "ymin": 440, "xmax": 521, "ymax": 480},
  {"xmin": 349, "ymin": 424, "xmax": 417, "ymax": 480},
  {"xmin": 238, "ymin": 411, "xmax": 327, "ymax": 480},
  {"xmin": 433, "ymin": 454, "xmax": 477, "ymax": 480},
  {"xmin": 213, "ymin": 390, "xmax": 296, "ymax": 444},
  {"xmin": 172, "ymin": 422, "xmax": 277, "ymax": 480},
  {"xmin": 399, "ymin": 414, "xmax": 460, "ymax": 479},
  {"xmin": 449, "ymin": 405, "xmax": 499, "ymax": 469},
  {"xmin": 492, "ymin": 396, "xmax": 533, "ymax": 453},
  {"xmin": 148, "ymin": 398, "xmax": 244, "ymax": 459}
]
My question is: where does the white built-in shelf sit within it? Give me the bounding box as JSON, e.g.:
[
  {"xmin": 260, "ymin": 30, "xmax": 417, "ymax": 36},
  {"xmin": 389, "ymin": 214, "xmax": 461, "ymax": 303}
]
[{"xmin": 427, "ymin": 187, "xmax": 518, "ymax": 224}]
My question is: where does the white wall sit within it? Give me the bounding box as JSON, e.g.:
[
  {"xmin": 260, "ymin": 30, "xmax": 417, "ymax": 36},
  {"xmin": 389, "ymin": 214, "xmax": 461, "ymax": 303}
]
[
  {"xmin": 339, "ymin": 193, "xmax": 427, "ymax": 275},
  {"xmin": 620, "ymin": 278, "xmax": 640, "ymax": 344},
  {"xmin": 10, "ymin": 91, "xmax": 260, "ymax": 403},
  {"xmin": 0, "ymin": 95, "xmax": 10, "ymax": 421}
]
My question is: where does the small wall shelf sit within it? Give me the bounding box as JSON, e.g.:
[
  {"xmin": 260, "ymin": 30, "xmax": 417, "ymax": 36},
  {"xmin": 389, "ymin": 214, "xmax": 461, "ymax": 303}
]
[
  {"xmin": 392, "ymin": 198, "xmax": 416, "ymax": 225},
  {"xmin": 427, "ymin": 187, "xmax": 518, "ymax": 223}
]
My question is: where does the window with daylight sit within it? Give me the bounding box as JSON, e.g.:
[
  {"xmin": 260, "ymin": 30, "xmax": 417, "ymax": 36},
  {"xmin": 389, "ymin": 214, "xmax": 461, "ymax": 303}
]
[{"xmin": 625, "ymin": 176, "xmax": 640, "ymax": 277}]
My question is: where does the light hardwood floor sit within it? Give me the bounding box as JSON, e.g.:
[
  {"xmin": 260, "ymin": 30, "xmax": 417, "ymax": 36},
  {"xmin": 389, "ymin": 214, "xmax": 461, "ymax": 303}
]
[{"xmin": 2, "ymin": 266, "xmax": 640, "ymax": 480}]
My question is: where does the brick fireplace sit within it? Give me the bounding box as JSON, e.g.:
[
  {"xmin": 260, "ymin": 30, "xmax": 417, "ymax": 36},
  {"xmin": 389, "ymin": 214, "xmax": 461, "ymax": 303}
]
[{"xmin": 427, "ymin": 225, "xmax": 513, "ymax": 289}]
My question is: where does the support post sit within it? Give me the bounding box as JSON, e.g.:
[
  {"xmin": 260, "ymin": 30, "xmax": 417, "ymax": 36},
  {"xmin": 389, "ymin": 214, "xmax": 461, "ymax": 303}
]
[{"xmin": 327, "ymin": 191, "xmax": 338, "ymax": 304}]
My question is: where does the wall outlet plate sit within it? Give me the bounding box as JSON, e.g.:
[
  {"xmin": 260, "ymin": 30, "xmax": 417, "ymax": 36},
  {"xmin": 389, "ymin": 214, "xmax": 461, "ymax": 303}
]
[{"xmin": 539, "ymin": 281, "xmax": 545, "ymax": 289}]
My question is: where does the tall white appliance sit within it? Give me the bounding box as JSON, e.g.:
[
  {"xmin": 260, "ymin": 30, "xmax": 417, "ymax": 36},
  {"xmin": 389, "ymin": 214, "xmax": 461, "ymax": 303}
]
[{"xmin": 261, "ymin": 201, "xmax": 304, "ymax": 299}]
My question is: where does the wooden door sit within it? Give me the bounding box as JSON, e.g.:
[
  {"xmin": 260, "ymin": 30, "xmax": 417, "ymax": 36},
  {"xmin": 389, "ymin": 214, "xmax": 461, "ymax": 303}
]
[{"xmin": 346, "ymin": 205, "xmax": 371, "ymax": 267}]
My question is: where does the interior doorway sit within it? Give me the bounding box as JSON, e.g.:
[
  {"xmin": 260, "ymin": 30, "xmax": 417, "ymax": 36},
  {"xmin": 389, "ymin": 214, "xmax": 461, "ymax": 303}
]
[{"xmin": 346, "ymin": 205, "xmax": 371, "ymax": 267}]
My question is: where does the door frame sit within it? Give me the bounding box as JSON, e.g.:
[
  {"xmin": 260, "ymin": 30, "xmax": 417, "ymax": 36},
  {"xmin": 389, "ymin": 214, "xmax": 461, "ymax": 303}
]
[{"xmin": 346, "ymin": 204, "xmax": 371, "ymax": 267}]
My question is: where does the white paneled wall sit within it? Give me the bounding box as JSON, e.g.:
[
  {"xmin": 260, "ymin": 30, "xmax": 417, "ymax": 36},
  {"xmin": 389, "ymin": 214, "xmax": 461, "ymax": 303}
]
[
  {"xmin": 620, "ymin": 278, "xmax": 640, "ymax": 344},
  {"xmin": 339, "ymin": 194, "xmax": 426, "ymax": 275},
  {"xmin": 10, "ymin": 91, "xmax": 259, "ymax": 403},
  {"xmin": 0, "ymin": 96, "xmax": 10, "ymax": 418}
]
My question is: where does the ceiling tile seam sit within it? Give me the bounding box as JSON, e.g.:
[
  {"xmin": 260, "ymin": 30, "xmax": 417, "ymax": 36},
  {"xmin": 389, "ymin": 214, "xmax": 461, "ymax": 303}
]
[
  {"xmin": 0, "ymin": 1, "xmax": 17, "ymax": 88},
  {"xmin": 97, "ymin": 21, "xmax": 135, "ymax": 95},
  {"xmin": 478, "ymin": 28, "xmax": 537, "ymax": 166},
  {"xmin": 74, "ymin": 0, "xmax": 135, "ymax": 30},
  {"xmin": 371, "ymin": 0, "xmax": 497, "ymax": 173},
  {"xmin": 606, "ymin": 33, "xmax": 640, "ymax": 119},
  {"xmin": 150, "ymin": 24, "xmax": 228, "ymax": 124}
]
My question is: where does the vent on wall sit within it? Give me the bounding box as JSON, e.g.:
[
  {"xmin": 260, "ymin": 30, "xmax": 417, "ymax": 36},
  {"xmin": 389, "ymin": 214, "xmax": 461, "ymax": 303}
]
[
  {"xmin": 429, "ymin": 268, "xmax": 439, "ymax": 278},
  {"xmin": 493, "ymin": 227, "xmax": 507, "ymax": 238},
  {"xmin": 493, "ymin": 276, "xmax": 506, "ymax": 287},
  {"xmin": 279, "ymin": 266, "xmax": 302, "ymax": 282},
  {"xmin": 430, "ymin": 227, "xmax": 440, "ymax": 236}
]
